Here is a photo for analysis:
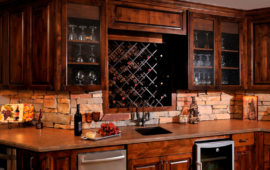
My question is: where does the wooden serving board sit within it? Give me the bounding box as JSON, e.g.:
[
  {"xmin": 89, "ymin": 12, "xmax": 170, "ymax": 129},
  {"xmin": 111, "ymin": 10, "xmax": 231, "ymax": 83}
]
[{"xmin": 81, "ymin": 132, "xmax": 121, "ymax": 141}]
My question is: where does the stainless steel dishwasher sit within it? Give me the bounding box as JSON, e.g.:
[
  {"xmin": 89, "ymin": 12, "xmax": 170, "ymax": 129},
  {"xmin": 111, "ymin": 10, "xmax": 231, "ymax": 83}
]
[{"xmin": 78, "ymin": 150, "xmax": 126, "ymax": 170}]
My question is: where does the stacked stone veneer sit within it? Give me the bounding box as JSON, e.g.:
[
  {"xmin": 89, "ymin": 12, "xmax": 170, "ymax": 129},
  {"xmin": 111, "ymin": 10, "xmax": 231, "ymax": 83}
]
[{"xmin": 0, "ymin": 90, "xmax": 270, "ymax": 129}]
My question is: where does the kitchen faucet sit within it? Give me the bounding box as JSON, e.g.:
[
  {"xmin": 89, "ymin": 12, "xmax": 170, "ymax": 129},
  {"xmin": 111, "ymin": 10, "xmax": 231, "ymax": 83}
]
[{"xmin": 135, "ymin": 102, "xmax": 150, "ymax": 126}]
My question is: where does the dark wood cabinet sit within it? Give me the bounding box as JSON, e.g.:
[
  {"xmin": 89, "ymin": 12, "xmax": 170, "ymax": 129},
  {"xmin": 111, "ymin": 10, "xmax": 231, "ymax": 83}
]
[
  {"xmin": 28, "ymin": 1, "xmax": 55, "ymax": 90},
  {"xmin": 128, "ymin": 139, "xmax": 193, "ymax": 170},
  {"xmin": 264, "ymin": 133, "xmax": 270, "ymax": 170},
  {"xmin": 8, "ymin": 7, "xmax": 28, "ymax": 89},
  {"xmin": 129, "ymin": 154, "xmax": 192, "ymax": 170},
  {"xmin": 108, "ymin": 0, "xmax": 187, "ymax": 35},
  {"xmin": 247, "ymin": 15, "xmax": 270, "ymax": 90},
  {"xmin": 0, "ymin": 13, "xmax": 3, "ymax": 87},
  {"xmin": 232, "ymin": 133, "xmax": 256, "ymax": 170},
  {"xmin": 17, "ymin": 149, "xmax": 71, "ymax": 170},
  {"xmin": 188, "ymin": 13, "xmax": 245, "ymax": 90},
  {"xmin": 1, "ymin": 0, "xmax": 56, "ymax": 90},
  {"xmin": 61, "ymin": 0, "xmax": 107, "ymax": 91}
]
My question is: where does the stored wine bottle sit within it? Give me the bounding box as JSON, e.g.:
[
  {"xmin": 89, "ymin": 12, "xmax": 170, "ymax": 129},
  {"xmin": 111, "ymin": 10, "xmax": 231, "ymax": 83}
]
[{"xmin": 74, "ymin": 104, "xmax": 82, "ymax": 136}]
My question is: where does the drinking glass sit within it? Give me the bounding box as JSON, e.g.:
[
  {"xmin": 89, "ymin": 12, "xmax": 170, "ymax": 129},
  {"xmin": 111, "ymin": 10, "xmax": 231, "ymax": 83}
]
[
  {"xmin": 68, "ymin": 25, "xmax": 77, "ymax": 40},
  {"xmin": 75, "ymin": 44, "xmax": 84, "ymax": 62},
  {"xmin": 75, "ymin": 70, "xmax": 85, "ymax": 85},
  {"xmin": 205, "ymin": 54, "xmax": 211, "ymax": 66},
  {"xmin": 194, "ymin": 53, "xmax": 198, "ymax": 66},
  {"xmin": 88, "ymin": 45, "xmax": 96, "ymax": 63},
  {"xmin": 221, "ymin": 55, "xmax": 226, "ymax": 67},
  {"xmin": 78, "ymin": 25, "xmax": 87, "ymax": 41},
  {"xmin": 201, "ymin": 72, "xmax": 206, "ymax": 85},
  {"xmin": 194, "ymin": 72, "xmax": 199, "ymax": 85},
  {"xmin": 206, "ymin": 74, "xmax": 211, "ymax": 85},
  {"xmin": 88, "ymin": 26, "xmax": 97, "ymax": 41},
  {"xmin": 88, "ymin": 71, "xmax": 97, "ymax": 85},
  {"xmin": 197, "ymin": 54, "xmax": 203, "ymax": 66},
  {"xmin": 205, "ymin": 32, "xmax": 210, "ymax": 48}
]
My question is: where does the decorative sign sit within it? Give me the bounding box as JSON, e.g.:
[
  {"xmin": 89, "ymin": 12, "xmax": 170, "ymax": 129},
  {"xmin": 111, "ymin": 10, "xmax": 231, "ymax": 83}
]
[
  {"xmin": 243, "ymin": 96, "xmax": 258, "ymax": 120},
  {"xmin": 0, "ymin": 104, "xmax": 34, "ymax": 123}
]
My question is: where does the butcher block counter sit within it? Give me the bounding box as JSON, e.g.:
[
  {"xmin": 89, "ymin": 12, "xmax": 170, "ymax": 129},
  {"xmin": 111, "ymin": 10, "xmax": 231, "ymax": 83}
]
[{"xmin": 0, "ymin": 119, "xmax": 269, "ymax": 152}]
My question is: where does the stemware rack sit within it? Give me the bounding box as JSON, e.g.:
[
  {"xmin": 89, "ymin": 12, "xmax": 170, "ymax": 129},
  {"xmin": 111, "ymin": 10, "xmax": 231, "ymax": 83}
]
[{"xmin": 108, "ymin": 40, "xmax": 171, "ymax": 108}]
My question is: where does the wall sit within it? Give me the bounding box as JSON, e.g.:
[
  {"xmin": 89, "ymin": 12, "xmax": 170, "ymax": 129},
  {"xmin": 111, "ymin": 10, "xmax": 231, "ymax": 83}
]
[{"xmin": 0, "ymin": 90, "xmax": 269, "ymax": 129}]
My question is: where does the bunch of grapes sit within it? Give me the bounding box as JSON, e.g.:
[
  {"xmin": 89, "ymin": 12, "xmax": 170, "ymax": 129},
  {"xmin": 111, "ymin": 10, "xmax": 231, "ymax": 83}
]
[
  {"xmin": 2, "ymin": 110, "xmax": 12, "ymax": 120},
  {"xmin": 97, "ymin": 122, "xmax": 119, "ymax": 136}
]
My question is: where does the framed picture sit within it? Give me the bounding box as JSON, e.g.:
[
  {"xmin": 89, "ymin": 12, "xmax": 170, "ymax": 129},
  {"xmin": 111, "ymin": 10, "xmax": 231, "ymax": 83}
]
[{"xmin": 242, "ymin": 96, "xmax": 258, "ymax": 120}]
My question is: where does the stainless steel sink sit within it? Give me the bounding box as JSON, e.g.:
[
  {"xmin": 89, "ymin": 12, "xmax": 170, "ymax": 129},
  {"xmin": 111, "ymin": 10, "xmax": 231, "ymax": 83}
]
[{"xmin": 135, "ymin": 126, "xmax": 172, "ymax": 136}]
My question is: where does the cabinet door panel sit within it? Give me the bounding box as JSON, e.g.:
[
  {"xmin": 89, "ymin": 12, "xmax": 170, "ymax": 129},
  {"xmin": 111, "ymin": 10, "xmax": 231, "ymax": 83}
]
[
  {"xmin": 30, "ymin": 2, "xmax": 53, "ymax": 89},
  {"xmin": 0, "ymin": 14, "xmax": 3, "ymax": 85},
  {"xmin": 129, "ymin": 157, "xmax": 161, "ymax": 170},
  {"xmin": 234, "ymin": 146, "xmax": 255, "ymax": 170},
  {"xmin": 9, "ymin": 9, "xmax": 27, "ymax": 86},
  {"xmin": 254, "ymin": 23, "xmax": 270, "ymax": 84},
  {"xmin": 165, "ymin": 153, "xmax": 192, "ymax": 170}
]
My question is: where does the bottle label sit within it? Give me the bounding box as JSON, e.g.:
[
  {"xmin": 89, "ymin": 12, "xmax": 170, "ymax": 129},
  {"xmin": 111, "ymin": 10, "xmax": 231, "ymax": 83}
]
[{"xmin": 78, "ymin": 122, "xmax": 82, "ymax": 132}]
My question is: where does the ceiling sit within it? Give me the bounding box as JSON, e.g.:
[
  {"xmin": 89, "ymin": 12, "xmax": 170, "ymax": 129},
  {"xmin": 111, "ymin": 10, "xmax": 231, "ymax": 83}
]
[{"xmin": 181, "ymin": 0, "xmax": 270, "ymax": 10}]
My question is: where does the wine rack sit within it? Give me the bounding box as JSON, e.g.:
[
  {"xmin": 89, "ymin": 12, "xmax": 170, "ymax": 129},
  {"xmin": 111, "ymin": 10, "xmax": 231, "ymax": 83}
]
[{"xmin": 108, "ymin": 40, "xmax": 171, "ymax": 108}]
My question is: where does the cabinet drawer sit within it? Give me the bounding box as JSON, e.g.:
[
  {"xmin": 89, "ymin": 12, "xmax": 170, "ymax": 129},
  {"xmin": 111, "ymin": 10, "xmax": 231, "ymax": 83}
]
[
  {"xmin": 128, "ymin": 139, "xmax": 193, "ymax": 160},
  {"xmin": 108, "ymin": 1, "xmax": 186, "ymax": 35},
  {"xmin": 232, "ymin": 133, "xmax": 254, "ymax": 147}
]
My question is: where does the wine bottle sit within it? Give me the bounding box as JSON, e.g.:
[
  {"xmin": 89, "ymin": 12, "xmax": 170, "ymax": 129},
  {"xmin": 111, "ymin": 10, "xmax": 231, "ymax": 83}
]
[{"xmin": 74, "ymin": 104, "xmax": 82, "ymax": 136}]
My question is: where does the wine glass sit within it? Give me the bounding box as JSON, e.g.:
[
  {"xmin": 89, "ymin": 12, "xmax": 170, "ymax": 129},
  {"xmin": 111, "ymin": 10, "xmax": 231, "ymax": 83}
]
[
  {"xmin": 88, "ymin": 45, "xmax": 96, "ymax": 63},
  {"xmin": 88, "ymin": 71, "xmax": 97, "ymax": 85},
  {"xmin": 68, "ymin": 25, "xmax": 77, "ymax": 40},
  {"xmin": 75, "ymin": 44, "xmax": 84, "ymax": 62},
  {"xmin": 205, "ymin": 54, "xmax": 211, "ymax": 66},
  {"xmin": 78, "ymin": 25, "xmax": 87, "ymax": 41},
  {"xmin": 75, "ymin": 70, "xmax": 85, "ymax": 85},
  {"xmin": 205, "ymin": 32, "xmax": 210, "ymax": 48},
  {"xmin": 206, "ymin": 74, "xmax": 212, "ymax": 85},
  {"xmin": 221, "ymin": 55, "xmax": 226, "ymax": 67},
  {"xmin": 197, "ymin": 54, "xmax": 203, "ymax": 66},
  {"xmin": 89, "ymin": 26, "xmax": 97, "ymax": 41},
  {"xmin": 194, "ymin": 72, "xmax": 199, "ymax": 85}
]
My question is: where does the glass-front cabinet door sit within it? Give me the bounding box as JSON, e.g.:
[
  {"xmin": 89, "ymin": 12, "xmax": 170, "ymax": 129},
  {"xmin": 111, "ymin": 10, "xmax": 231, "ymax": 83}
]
[
  {"xmin": 189, "ymin": 13, "xmax": 216, "ymax": 90},
  {"xmin": 62, "ymin": 0, "xmax": 106, "ymax": 91},
  {"xmin": 220, "ymin": 21, "xmax": 241, "ymax": 87},
  {"xmin": 189, "ymin": 13, "xmax": 243, "ymax": 90}
]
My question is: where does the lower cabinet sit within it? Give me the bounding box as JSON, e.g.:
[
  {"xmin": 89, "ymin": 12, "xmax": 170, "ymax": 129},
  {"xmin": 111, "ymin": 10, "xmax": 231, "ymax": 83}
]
[
  {"xmin": 264, "ymin": 133, "xmax": 270, "ymax": 170},
  {"xmin": 232, "ymin": 133, "xmax": 256, "ymax": 170},
  {"xmin": 129, "ymin": 153, "xmax": 192, "ymax": 170},
  {"xmin": 17, "ymin": 149, "xmax": 71, "ymax": 170},
  {"xmin": 234, "ymin": 146, "xmax": 255, "ymax": 170}
]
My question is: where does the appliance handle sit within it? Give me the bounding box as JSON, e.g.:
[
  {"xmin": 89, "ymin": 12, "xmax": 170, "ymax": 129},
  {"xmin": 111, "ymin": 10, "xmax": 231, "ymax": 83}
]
[
  {"xmin": 81, "ymin": 155, "xmax": 125, "ymax": 164},
  {"xmin": 196, "ymin": 162, "xmax": 202, "ymax": 170}
]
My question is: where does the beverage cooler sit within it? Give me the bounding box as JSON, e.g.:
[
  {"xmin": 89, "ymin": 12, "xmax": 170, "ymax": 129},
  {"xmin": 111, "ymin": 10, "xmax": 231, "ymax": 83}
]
[{"xmin": 195, "ymin": 140, "xmax": 234, "ymax": 170}]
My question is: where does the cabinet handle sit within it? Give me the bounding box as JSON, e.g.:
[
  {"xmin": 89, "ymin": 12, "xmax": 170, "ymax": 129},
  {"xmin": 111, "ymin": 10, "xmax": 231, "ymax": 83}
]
[
  {"xmin": 239, "ymin": 138, "xmax": 248, "ymax": 143},
  {"xmin": 30, "ymin": 156, "xmax": 34, "ymax": 170}
]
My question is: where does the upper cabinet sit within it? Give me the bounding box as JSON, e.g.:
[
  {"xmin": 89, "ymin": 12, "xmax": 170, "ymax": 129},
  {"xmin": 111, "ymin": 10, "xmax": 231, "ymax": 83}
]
[
  {"xmin": 188, "ymin": 13, "xmax": 244, "ymax": 90},
  {"xmin": 61, "ymin": 0, "xmax": 106, "ymax": 91},
  {"xmin": 1, "ymin": 0, "xmax": 55, "ymax": 90},
  {"xmin": 248, "ymin": 13, "xmax": 270, "ymax": 90},
  {"xmin": 108, "ymin": 0, "xmax": 187, "ymax": 35}
]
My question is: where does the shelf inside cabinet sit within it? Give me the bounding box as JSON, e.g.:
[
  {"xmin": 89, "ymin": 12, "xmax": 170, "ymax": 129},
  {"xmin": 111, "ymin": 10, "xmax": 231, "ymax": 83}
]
[
  {"xmin": 68, "ymin": 62, "xmax": 100, "ymax": 66},
  {"xmin": 221, "ymin": 67, "xmax": 239, "ymax": 70},
  {"xmin": 68, "ymin": 40, "xmax": 99, "ymax": 44},
  {"xmin": 194, "ymin": 48, "xmax": 214, "ymax": 51},
  {"xmin": 221, "ymin": 49, "xmax": 239, "ymax": 53},
  {"xmin": 194, "ymin": 66, "xmax": 213, "ymax": 69}
]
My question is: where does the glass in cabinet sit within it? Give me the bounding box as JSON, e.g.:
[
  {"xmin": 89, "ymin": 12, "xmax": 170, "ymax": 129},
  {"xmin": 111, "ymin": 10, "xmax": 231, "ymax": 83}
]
[
  {"xmin": 221, "ymin": 21, "xmax": 240, "ymax": 85},
  {"xmin": 63, "ymin": 0, "xmax": 105, "ymax": 90},
  {"xmin": 191, "ymin": 17, "xmax": 215, "ymax": 88}
]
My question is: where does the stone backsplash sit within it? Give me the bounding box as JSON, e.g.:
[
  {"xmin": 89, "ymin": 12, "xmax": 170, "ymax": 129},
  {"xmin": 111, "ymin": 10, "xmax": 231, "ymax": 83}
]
[{"xmin": 0, "ymin": 90, "xmax": 270, "ymax": 129}]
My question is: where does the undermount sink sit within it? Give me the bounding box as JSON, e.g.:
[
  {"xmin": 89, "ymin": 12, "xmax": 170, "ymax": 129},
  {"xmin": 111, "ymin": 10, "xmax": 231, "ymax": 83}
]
[{"xmin": 135, "ymin": 126, "xmax": 172, "ymax": 136}]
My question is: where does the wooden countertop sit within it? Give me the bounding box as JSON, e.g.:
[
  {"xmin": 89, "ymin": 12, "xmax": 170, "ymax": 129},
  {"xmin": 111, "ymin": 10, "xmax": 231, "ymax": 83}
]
[{"xmin": 1, "ymin": 120, "xmax": 270, "ymax": 152}]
